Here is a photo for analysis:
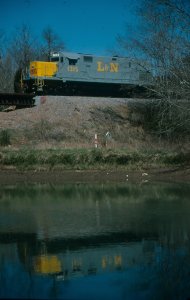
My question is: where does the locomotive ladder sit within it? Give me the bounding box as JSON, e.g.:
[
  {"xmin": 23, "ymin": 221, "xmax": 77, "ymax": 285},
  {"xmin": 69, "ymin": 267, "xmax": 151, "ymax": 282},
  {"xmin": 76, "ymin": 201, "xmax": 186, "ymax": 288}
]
[{"xmin": 34, "ymin": 78, "xmax": 45, "ymax": 91}]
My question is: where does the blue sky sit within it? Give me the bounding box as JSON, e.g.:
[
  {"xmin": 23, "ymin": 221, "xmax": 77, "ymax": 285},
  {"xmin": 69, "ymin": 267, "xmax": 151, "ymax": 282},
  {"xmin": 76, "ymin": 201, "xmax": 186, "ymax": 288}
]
[{"xmin": 0, "ymin": 0, "xmax": 140, "ymax": 55}]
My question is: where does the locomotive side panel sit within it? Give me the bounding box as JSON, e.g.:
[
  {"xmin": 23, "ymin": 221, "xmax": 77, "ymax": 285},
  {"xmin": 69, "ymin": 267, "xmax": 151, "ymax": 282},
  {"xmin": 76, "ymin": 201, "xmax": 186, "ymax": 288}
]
[
  {"xmin": 54, "ymin": 53, "xmax": 150, "ymax": 85},
  {"xmin": 55, "ymin": 53, "xmax": 135, "ymax": 84}
]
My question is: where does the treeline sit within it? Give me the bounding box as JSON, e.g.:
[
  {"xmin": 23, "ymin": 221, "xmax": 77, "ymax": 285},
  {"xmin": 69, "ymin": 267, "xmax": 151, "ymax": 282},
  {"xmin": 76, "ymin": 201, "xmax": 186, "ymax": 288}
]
[{"xmin": 0, "ymin": 25, "xmax": 64, "ymax": 92}]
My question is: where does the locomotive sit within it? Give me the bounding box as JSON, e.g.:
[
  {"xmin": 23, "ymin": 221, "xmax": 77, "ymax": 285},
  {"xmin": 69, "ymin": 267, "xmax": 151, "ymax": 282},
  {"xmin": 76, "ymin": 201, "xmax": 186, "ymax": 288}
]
[{"xmin": 20, "ymin": 52, "xmax": 152, "ymax": 96}]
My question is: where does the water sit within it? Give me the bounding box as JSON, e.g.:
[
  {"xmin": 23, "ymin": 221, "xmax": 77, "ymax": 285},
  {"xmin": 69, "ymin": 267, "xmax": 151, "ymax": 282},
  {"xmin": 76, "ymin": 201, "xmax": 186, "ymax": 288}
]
[{"xmin": 0, "ymin": 181, "xmax": 190, "ymax": 299}]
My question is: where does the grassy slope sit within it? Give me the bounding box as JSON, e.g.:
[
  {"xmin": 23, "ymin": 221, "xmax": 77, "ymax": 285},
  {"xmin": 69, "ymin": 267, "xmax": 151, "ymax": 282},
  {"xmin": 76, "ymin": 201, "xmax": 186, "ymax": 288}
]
[{"xmin": 0, "ymin": 148, "xmax": 189, "ymax": 171}]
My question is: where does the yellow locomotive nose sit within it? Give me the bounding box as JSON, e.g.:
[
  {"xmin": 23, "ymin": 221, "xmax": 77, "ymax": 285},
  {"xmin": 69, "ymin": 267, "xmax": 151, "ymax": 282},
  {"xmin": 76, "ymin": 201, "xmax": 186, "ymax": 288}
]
[{"xmin": 29, "ymin": 61, "xmax": 58, "ymax": 78}]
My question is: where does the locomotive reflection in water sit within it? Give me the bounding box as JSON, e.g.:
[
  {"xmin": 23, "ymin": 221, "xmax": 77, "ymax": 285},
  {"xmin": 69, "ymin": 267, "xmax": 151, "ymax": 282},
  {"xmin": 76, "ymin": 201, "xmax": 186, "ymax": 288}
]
[
  {"xmin": 18, "ymin": 52, "xmax": 152, "ymax": 96},
  {"xmin": 0, "ymin": 182, "xmax": 190, "ymax": 299}
]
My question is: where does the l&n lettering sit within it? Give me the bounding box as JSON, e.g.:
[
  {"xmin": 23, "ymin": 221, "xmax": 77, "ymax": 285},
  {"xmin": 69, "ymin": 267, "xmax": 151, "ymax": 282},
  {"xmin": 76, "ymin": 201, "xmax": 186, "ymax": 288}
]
[{"xmin": 97, "ymin": 61, "xmax": 119, "ymax": 72}]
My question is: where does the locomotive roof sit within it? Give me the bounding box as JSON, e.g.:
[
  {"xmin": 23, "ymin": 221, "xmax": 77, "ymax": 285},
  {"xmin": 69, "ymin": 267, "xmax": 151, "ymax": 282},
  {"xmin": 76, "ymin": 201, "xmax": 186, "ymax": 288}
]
[
  {"xmin": 50, "ymin": 51, "xmax": 150, "ymax": 69},
  {"xmin": 52, "ymin": 51, "xmax": 127, "ymax": 60}
]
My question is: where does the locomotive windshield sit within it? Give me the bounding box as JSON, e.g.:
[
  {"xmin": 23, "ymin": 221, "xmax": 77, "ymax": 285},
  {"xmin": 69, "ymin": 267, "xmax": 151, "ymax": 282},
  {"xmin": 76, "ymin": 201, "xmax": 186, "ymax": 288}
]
[
  {"xmin": 51, "ymin": 57, "xmax": 59, "ymax": 62},
  {"xmin": 50, "ymin": 52, "xmax": 60, "ymax": 62}
]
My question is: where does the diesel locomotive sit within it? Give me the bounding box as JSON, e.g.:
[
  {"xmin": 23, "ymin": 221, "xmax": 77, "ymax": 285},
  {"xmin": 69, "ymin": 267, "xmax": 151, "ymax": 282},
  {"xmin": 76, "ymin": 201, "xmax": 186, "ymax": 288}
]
[{"xmin": 19, "ymin": 52, "xmax": 152, "ymax": 96}]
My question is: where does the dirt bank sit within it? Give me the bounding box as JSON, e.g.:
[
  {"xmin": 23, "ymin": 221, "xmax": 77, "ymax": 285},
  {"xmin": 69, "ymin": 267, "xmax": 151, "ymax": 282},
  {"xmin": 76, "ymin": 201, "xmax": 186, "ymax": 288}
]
[
  {"xmin": 0, "ymin": 96, "xmax": 151, "ymax": 149},
  {"xmin": 1, "ymin": 95, "xmax": 189, "ymax": 152},
  {"xmin": 0, "ymin": 167, "xmax": 189, "ymax": 185}
]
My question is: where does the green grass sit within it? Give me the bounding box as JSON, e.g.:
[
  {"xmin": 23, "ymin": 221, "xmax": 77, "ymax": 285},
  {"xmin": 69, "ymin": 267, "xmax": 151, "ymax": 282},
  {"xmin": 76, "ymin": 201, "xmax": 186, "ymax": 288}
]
[{"xmin": 0, "ymin": 148, "xmax": 189, "ymax": 170}]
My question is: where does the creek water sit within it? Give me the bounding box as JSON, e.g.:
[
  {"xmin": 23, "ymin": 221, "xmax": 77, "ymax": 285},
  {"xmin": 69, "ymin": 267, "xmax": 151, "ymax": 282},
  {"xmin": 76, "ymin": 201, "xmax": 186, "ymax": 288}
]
[{"xmin": 0, "ymin": 181, "xmax": 190, "ymax": 299}]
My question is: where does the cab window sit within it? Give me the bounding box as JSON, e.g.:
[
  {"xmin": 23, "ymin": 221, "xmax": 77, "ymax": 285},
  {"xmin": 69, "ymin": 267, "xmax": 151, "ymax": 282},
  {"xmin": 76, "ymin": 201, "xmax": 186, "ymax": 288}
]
[
  {"xmin": 51, "ymin": 57, "xmax": 59, "ymax": 62},
  {"xmin": 68, "ymin": 58, "xmax": 78, "ymax": 65}
]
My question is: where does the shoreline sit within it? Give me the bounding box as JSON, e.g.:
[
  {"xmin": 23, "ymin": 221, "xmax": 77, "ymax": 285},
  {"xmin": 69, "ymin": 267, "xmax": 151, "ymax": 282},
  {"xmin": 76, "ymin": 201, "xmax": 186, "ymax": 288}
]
[{"xmin": 0, "ymin": 167, "xmax": 189, "ymax": 185}]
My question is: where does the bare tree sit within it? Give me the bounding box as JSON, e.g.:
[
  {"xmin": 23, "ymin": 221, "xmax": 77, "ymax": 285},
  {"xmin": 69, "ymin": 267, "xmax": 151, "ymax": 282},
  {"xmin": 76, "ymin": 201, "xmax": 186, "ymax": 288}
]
[
  {"xmin": 10, "ymin": 24, "xmax": 37, "ymax": 70},
  {"xmin": 7, "ymin": 25, "xmax": 39, "ymax": 93},
  {"xmin": 0, "ymin": 30, "xmax": 5, "ymax": 58},
  {"xmin": 0, "ymin": 53, "xmax": 15, "ymax": 92},
  {"xmin": 119, "ymin": 0, "xmax": 190, "ymax": 138},
  {"xmin": 0, "ymin": 31, "xmax": 15, "ymax": 92},
  {"xmin": 41, "ymin": 26, "xmax": 65, "ymax": 61}
]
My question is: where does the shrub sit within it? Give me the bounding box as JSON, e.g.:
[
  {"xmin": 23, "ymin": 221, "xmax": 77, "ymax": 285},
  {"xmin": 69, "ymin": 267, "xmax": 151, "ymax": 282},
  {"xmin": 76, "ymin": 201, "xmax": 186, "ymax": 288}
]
[{"xmin": 0, "ymin": 130, "xmax": 11, "ymax": 146}]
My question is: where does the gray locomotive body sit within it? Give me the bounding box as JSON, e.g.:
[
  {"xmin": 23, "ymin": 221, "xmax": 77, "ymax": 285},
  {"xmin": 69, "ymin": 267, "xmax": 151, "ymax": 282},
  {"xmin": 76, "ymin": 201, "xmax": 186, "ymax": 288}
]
[{"xmin": 23, "ymin": 51, "xmax": 152, "ymax": 96}]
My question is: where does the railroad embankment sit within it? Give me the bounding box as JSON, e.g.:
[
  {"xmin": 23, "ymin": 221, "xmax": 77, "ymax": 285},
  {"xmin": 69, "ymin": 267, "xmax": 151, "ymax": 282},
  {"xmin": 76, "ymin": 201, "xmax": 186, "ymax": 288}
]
[
  {"xmin": 0, "ymin": 96, "xmax": 189, "ymax": 175},
  {"xmin": 0, "ymin": 95, "xmax": 153, "ymax": 149}
]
